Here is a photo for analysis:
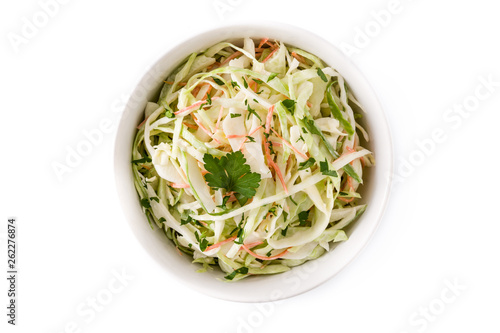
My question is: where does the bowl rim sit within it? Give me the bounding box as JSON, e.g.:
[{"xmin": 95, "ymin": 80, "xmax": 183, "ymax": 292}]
[{"xmin": 114, "ymin": 21, "xmax": 393, "ymax": 303}]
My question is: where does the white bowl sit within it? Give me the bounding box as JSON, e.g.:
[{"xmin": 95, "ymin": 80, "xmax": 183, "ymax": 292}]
[{"xmin": 114, "ymin": 22, "xmax": 392, "ymax": 302}]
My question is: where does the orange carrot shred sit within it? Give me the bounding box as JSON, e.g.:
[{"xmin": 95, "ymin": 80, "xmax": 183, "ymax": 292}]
[
  {"xmin": 263, "ymin": 48, "xmax": 278, "ymax": 63},
  {"xmin": 241, "ymin": 245, "xmax": 290, "ymax": 261},
  {"xmin": 204, "ymin": 236, "xmax": 237, "ymax": 252},
  {"xmin": 221, "ymin": 51, "xmax": 242, "ymax": 65},
  {"xmin": 258, "ymin": 38, "xmax": 269, "ymax": 48}
]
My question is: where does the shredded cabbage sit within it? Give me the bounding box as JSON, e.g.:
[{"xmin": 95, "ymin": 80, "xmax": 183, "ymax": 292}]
[{"xmin": 131, "ymin": 38, "xmax": 373, "ymax": 281}]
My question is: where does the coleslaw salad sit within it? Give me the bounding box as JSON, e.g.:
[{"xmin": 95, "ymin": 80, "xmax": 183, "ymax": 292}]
[{"xmin": 131, "ymin": 37, "xmax": 374, "ymax": 281}]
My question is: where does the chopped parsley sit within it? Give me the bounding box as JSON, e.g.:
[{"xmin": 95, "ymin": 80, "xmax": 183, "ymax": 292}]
[
  {"xmin": 267, "ymin": 73, "xmax": 278, "ymax": 82},
  {"xmin": 140, "ymin": 198, "xmax": 151, "ymax": 209},
  {"xmin": 224, "ymin": 267, "xmax": 249, "ymax": 280},
  {"xmin": 320, "ymin": 160, "xmax": 338, "ymax": 177},
  {"xmin": 298, "ymin": 210, "xmax": 309, "ymax": 226},
  {"xmin": 247, "ymin": 105, "xmax": 262, "ymax": 122},
  {"xmin": 212, "ymin": 77, "xmax": 225, "ymax": 85},
  {"xmin": 317, "ymin": 68, "xmax": 328, "ymax": 82},
  {"xmin": 132, "ymin": 156, "xmax": 152, "ymax": 164},
  {"xmin": 282, "ymin": 99, "xmax": 296, "ymax": 115},
  {"xmin": 298, "ymin": 157, "xmax": 316, "ymax": 171}
]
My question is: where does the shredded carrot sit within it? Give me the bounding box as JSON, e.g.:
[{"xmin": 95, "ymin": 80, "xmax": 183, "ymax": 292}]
[
  {"xmin": 263, "ymin": 48, "xmax": 278, "ymax": 63},
  {"xmin": 221, "ymin": 51, "xmax": 242, "ymax": 65},
  {"xmin": 227, "ymin": 134, "xmax": 246, "ymax": 139},
  {"xmin": 360, "ymin": 156, "xmax": 366, "ymax": 167},
  {"xmin": 207, "ymin": 62, "xmax": 220, "ymax": 71},
  {"xmin": 192, "ymin": 86, "xmax": 201, "ymax": 97},
  {"xmin": 174, "ymin": 97, "xmax": 219, "ymax": 115},
  {"xmin": 258, "ymin": 38, "xmax": 269, "ymax": 48},
  {"xmin": 344, "ymin": 146, "xmax": 356, "ymax": 165},
  {"xmin": 136, "ymin": 116, "xmax": 149, "ymax": 129},
  {"xmin": 215, "ymin": 105, "xmax": 224, "ymax": 130},
  {"xmin": 306, "ymin": 101, "xmax": 312, "ymax": 108},
  {"xmin": 192, "ymin": 114, "xmax": 221, "ymax": 144},
  {"xmin": 272, "ymin": 161, "xmax": 288, "ymax": 194},
  {"xmin": 175, "ymin": 247, "xmax": 183, "ymax": 256},
  {"xmin": 203, "ymin": 85, "xmax": 213, "ymax": 99},
  {"xmin": 345, "ymin": 146, "xmax": 356, "ymax": 153},
  {"xmin": 170, "ymin": 183, "xmax": 190, "ymax": 188},
  {"xmin": 270, "ymin": 128, "xmax": 308, "ymax": 160},
  {"xmin": 338, "ymin": 196, "xmax": 354, "ymax": 203},
  {"xmin": 244, "ymin": 241, "xmax": 263, "ymax": 249},
  {"xmin": 347, "ymin": 176, "xmax": 354, "ymax": 191},
  {"xmin": 291, "ymin": 52, "xmax": 306, "ymax": 63},
  {"xmin": 262, "ymin": 108, "xmax": 288, "ymax": 193},
  {"xmin": 265, "ymin": 105, "xmax": 275, "ymax": 134},
  {"xmin": 264, "ymin": 140, "xmax": 288, "ymax": 194},
  {"xmin": 271, "ymin": 142, "xmax": 283, "ymax": 147},
  {"xmin": 182, "ymin": 122, "xmax": 198, "ymax": 129},
  {"xmin": 174, "ymin": 101, "xmax": 204, "ymax": 115},
  {"xmin": 241, "ymin": 245, "xmax": 290, "ymax": 261},
  {"xmin": 249, "ymin": 79, "xmax": 258, "ymax": 92},
  {"xmin": 204, "ymin": 236, "xmax": 237, "ymax": 252},
  {"xmin": 236, "ymin": 126, "xmax": 263, "ymax": 150}
]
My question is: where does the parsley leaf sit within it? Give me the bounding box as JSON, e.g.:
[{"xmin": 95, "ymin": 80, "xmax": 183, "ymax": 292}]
[
  {"xmin": 246, "ymin": 136, "xmax": 256, "ymax": 142},
  {"xmin": 203, "ymin": 151, "xmax": 261, "ymax": 202},
  {"xmin": 199, "ymin": 238, "xmax": 209, "ymax": 252},
  {"xmin": 224, "ymin": 267, "xmax": 249, "ymax": 280},
  {"xmin": 230, "ymin": 113, "xmax": 242, "ymax": 118},
  {"xmin": 281, "ymin": 225, "xmax": 289, "ymax": 236},
  {"xmin": 234, "ymin": 227, "xmax": 245, "ymax": 245},
  {"xmin": 247, "ymin": 105, "xmax": 262, "ymax": 122},
  {"xmin": 158, "ymin": 217, "xmax": 166, "ymax": 223},
  {"xmin": 267, "ymin": 73, "xmax": 278, "ymax": 82},
  {"xmin": 140, "ymin": 198, "xmax": 151, "ymax": 208},
  {"xmin": 298, "ymin": 210, "xmax": 309, "ymax": 226},
  {"xmin": 181, "ymin": 215, "xmax": 193, "ymax": 226},
  {"xmin": 320, "ymin": 160, "xmax": 338, "ymax": 177},
  {"xmin": 282, "ymin": 99, "xmax": 296, "ymax": 115},
  {"xmin": 212, "ymin": 77, "xmax": 224, "ymax": 85},
  {"xmin": 243, "ymin": 79, "xmax": 249, "ymax": 89},
  {"xmin": 298, "ymin": 157, "xmax": 316, "ymax": 171},
  {"xmin": 132, "ymin": 156, "xmax": 152, "ymax": 164},
  {"xmin": 326, "ymin": 81, "xmax": 354, "ymax": 135},
  {"xmin": 317, "ymin": 68, "xmax": 328, "ymax": 82},
  {"xmin": 231, "ymin": 81, "xmax": 239, "ymax": 89}
]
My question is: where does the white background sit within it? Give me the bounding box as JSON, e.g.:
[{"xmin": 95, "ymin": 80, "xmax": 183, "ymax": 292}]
[{"xmin": 1, "ymin": 0, "xmax": 499, "ymax": 332}]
